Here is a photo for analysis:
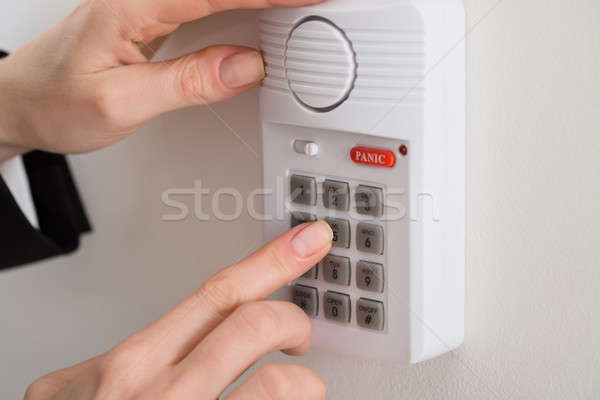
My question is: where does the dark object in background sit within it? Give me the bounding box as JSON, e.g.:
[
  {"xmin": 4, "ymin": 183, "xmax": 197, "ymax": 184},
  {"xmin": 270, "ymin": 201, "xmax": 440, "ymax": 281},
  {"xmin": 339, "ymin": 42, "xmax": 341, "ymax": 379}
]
[{"xmin": 0, "ymin": 50, "xmax": 91, "ymax": 270}]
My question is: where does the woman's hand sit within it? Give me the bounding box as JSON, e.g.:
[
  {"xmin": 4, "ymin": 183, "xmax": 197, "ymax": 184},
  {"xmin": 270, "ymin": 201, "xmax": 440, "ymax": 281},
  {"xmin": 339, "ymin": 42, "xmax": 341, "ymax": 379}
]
[
  {"xmin": 24, "ymin": 221, "xmax": 333, "ymax": 400},
  {"xmin": 0, "ymin": 0, "xmax": 323, "ymax": 161}
]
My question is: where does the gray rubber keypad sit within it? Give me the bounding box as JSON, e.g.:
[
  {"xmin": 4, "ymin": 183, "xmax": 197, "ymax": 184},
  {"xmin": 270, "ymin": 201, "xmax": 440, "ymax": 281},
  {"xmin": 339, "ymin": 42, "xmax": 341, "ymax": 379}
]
[{"xmin": 288, "ymin": 174, "xmax": 387, "ymax": 332}]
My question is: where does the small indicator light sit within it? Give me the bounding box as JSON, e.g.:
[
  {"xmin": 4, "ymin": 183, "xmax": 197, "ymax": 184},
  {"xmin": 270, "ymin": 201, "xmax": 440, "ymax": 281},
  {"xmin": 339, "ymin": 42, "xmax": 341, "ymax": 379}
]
[{"xmin": 399, "ymin": 145, "xmax": 408, "ymax": 156}]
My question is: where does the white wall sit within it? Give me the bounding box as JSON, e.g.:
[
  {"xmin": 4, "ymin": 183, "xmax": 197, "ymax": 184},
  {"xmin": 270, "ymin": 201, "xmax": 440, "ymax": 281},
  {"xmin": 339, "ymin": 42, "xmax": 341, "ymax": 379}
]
[{"xmin": 1, "ymin": 1, "xmax": 599, "ymax": 399}]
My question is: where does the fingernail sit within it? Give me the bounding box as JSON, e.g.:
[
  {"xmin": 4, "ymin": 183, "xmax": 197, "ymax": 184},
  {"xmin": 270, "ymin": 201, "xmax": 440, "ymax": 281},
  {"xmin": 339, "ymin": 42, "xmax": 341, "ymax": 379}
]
[
  {"xmin": 291, "ymin": 221, "xmax": 333, "ymax": 258},
  {"xmin": 220, "ymin": 50, "xmax": 265, "ymax": 89}
]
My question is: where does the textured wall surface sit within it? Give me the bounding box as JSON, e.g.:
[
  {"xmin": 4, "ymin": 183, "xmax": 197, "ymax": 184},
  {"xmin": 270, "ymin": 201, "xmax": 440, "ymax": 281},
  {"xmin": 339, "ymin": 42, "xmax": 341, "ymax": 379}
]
[{"xmin": 1, "ymin": 1, "xmax": 599, "ymax": 399}]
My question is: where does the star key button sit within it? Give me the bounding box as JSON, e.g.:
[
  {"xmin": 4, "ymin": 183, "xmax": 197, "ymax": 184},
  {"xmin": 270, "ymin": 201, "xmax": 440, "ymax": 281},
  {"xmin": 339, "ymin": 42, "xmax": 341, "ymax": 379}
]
[{"xmin": 292, "ymin": 285, "xmax": 318, "ymax": 317}]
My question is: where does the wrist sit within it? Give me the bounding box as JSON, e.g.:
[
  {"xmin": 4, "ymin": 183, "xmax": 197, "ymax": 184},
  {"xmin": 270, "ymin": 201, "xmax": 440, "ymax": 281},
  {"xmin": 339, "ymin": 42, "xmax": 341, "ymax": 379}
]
[
  {"xmin": 0, "ymin": 56, "xmax": 32, "ymax": 162},
  {"xmin": 0, "ymin": 144, "xmax": 29, "ymax": 163}
]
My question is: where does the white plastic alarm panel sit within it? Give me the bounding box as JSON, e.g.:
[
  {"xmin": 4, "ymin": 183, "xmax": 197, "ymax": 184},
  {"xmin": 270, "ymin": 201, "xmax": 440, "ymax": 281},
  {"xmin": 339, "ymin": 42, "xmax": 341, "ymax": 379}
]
[{"xmin": 260, "ymin": 0, "xmax": 465, "ymax": 363}]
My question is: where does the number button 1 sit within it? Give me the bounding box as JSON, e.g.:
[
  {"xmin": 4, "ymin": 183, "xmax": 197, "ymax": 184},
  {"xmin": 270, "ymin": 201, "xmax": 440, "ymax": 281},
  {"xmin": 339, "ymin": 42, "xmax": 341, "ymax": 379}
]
[{"xmin": 290, "ymin": 175, "xmax": 316, "ymax": 206}]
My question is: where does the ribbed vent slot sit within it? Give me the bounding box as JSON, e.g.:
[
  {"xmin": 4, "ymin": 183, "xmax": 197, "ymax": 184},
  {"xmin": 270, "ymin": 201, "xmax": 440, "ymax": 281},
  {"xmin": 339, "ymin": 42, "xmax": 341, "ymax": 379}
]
[{"xmin": 259, "ymin": 18, "xmax": 426, "ymax": 103}]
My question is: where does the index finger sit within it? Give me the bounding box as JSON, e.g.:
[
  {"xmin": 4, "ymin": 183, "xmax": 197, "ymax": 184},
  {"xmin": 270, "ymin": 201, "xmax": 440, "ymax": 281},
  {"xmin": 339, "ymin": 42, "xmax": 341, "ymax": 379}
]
[{"xmin": 115, "ymin": 221, "xmax": 332, "ymax": 366}]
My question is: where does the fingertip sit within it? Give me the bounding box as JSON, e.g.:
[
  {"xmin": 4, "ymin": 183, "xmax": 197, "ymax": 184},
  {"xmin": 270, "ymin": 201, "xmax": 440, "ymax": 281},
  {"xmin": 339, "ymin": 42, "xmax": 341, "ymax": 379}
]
[
  {"xmin": 290, "ymin": 221, "xmax": 333, "ymax": 259},
  {"xmin": 219, "ymin": 49, "xmax": 265, "ymax": 89}
]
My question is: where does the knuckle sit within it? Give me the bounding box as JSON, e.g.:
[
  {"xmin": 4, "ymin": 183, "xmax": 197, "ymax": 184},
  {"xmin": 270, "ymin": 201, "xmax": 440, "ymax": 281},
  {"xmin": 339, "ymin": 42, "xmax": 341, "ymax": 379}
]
[
  {"xmin": 287, "ymin": 301, "xmax": 312, "ymax": 334},
  {"xmin": 177, "ymin": 53, "xmax": 213, "ymax": 105},
  {"xmin": 24, "ymin": 377, "xmax": 50, "ymax": 400},
  {"xmin": 256, "ymin": 364, "xmax": 326, "ymax": 400},
  {"xmin": 94, "ymin": 352, "xmax": 137, "ymax": 397},
  {"xmin": 233, "ymin": 302, "xmax": 281, "ymax": 340},
  {"xmin": 90, "ymin": 80, "xmax": 130, "ymax": 130},
  {"xmin": 194, "ymin": 272, "xmax": 239, "ymax": 319},
  {"xmin": 266, "ymin": 246, "xmax": 294, "ymax": 277}
]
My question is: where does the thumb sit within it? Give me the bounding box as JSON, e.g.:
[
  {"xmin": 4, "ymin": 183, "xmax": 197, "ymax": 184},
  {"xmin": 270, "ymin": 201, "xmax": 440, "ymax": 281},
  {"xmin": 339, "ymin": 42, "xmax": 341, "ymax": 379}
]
[{"xmin": 98, "ymin": 45, "xmax": 265, "ymax": 128}]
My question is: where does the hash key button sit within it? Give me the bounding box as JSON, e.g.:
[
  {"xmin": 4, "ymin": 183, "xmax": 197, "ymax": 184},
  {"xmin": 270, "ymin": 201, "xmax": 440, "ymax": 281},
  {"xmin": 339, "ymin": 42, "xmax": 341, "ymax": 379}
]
[
  {"xmin": 324, "ymin": 291, "xmax": 351, "ymax": 323},
  {"xmin": 292, "ymin": 285, "xmax": 318, "ymax": 317},
  {"xmin": 325, "ymin": 218, "xmax": 351, "ymax": 248},
  {"xmin": 356, "ymin": 298, "xmax": 384, "ymax": 331},
  {"xmin": 290, "ymin": 175, "xmax": 317, "ymax": 206},
  {"xmin": 356, "ymin": 223, "xmax": 384, "ymax": 255}
]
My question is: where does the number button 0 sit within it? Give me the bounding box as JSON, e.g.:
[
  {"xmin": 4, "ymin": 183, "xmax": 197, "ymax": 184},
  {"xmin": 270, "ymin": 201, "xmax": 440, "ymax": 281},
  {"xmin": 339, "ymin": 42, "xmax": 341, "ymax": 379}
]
[
  {"xmin": 356, "ymin": 261, "xmax": 384, "ymax": 293},
  {"xmin": 323, "ymin": 292, "xmax": 351, "ymax": 323}
]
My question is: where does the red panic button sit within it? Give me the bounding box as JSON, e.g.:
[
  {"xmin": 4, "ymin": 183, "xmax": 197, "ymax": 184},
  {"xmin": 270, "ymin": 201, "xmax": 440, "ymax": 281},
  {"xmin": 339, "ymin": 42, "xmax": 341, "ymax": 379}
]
[{"xmin": 350, "ymin": 147, "xmax": 396, "ymax": 168}]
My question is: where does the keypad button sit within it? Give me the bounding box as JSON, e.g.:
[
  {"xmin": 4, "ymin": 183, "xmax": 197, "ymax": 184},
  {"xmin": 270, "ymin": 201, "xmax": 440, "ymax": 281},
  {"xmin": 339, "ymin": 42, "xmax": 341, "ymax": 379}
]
[
  {"xmin": 322, "ymin": 180, "xmax": 350, "ymax": 211},
  {"xmin": 291, "ymin": 211, "xmax": 317, "ymax": 228},
  {"xmin": 355, "ymin": 185, "xmax": 384, "ymax": 217},
  {"xmin": 292, "ymin": 285, "xmax": 318, "ymax": 317},
  {"xmin": 356, "ymin": 223, "xmax": 384, "ymax": 254},
  {"xmin": 322, "ymin": 255, "xmax": 351, "ymax": 286},
  {"xmin": 290, "ymin": 175, "xmax": 317, "ymax": 206},
  {"xmin": 323, "ymin": 291, "xmax": 351, "ymax": 323},
  {"xmin": 325, "ymin": 218, "xmax": 351, "ymax": 248},
  {"xmin": 301, "ymin": 265, "xmax": 318, "ymax": 279},
  {"xmin": 356, "ymin": 298, "xmax": 385, "ymax": 330},
  {"xmin": 356, "ymin": 261, "xmax": 384, "ymax": 293}
]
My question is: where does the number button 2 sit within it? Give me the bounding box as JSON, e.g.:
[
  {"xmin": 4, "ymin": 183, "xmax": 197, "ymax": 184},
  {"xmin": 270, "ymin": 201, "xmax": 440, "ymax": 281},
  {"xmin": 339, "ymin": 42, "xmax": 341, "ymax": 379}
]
[{"xmin": 323, "ymin": 292, "xmax": 351, "ymax": 323}]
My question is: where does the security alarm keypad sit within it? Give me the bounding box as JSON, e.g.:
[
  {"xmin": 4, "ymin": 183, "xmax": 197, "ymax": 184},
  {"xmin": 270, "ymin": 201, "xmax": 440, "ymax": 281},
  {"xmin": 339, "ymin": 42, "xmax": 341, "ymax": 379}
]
[
  {"xmin": 260, "ymin": 0, "xmax": 466, "ymax": 362},
  {"xmin": 289, "ymin": 173, "xmax": 390, "ymax": 331}
]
